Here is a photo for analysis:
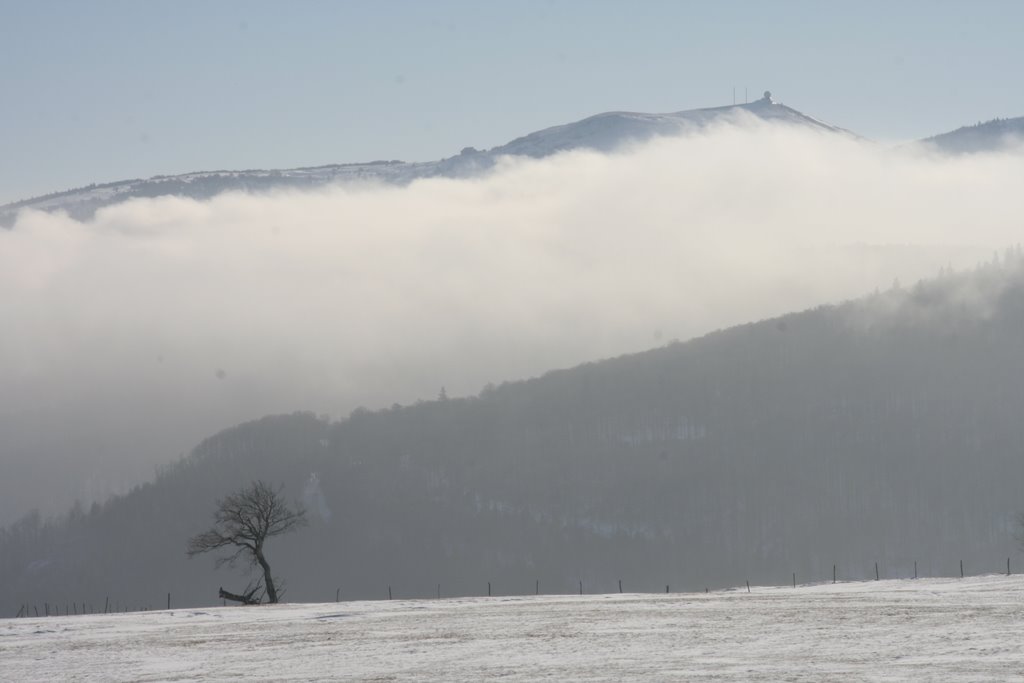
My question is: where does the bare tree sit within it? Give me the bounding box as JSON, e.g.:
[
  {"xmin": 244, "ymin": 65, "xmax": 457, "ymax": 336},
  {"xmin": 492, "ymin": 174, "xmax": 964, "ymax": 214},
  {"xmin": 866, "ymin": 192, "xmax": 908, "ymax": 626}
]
[{"xmin": 187, "ymin": 480, "xmax": 307, "ymax": 604}]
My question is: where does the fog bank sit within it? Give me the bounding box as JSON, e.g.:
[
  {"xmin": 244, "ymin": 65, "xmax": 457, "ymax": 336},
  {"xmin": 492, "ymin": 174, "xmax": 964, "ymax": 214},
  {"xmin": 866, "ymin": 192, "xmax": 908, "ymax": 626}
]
[{"xmin": 2, "ymin": 121, "xmax": 1022, "ymax": 523}]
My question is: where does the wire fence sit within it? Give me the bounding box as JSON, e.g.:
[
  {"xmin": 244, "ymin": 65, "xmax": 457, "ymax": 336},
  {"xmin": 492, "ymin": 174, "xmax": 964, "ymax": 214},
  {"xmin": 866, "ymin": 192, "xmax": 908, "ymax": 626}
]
[{"xmin": 10, "ymin": 556, "xmax": 1019, "ymax": 618}]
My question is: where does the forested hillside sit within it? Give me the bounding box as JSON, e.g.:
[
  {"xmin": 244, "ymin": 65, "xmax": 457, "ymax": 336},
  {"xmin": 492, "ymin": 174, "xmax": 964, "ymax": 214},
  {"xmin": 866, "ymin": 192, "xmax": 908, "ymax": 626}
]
[
  {"xmin": 4, "ymin": 256, "xmax": 1024, "ymax": 613},
  {"xmin": 922, "ymin": 116, "xmax": 1024, "ymax": 154}
]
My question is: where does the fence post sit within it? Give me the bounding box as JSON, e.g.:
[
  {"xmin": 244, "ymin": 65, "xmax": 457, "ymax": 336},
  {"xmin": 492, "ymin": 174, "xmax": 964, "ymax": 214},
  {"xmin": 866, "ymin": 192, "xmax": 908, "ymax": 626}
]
[
  {"xmin": 618, "ymin": 579, "xmax": 622, "ymax": 594},
  {"xmin": 579, "ymin": 580, "xmax": 583, "ymax": 595},
  {"xmin": 914, "ymin": 561, "xmax": 917, "ymax": 579},
  {"xmin": 488, "ymin": 582, "xmax": 491, "ymax": 597},
  {"xmin": 875, "ymin": 562, "xmax": 879, "ymax": 581},
  {"xmin": 168, "ymin": 593, "xmax": 171, "ymax": 610},
  {"xmin": 536, "ymin": 579, "xmax": 539, "ymax": 595},
  {"xmin": 388, "ymin": 585, "xmax": 392, "ymax": 600},
  {"xmin": 833, "ymin": 564, "xmax": 836, "ymax": 584},
  {"xmin": 746, "ymin": 581, "xmax": 750, "ymax": 593},
  {"xmin": 1009, "ymin": 557, "xmax": 1012, "ymax": 576},
  {"xmin": 960, "ymin": 560, "xmax": 964, "ymax": 578},
  {"xmin": 104, "ymin": 597, "xmax": 109, "ymax": 614},
  {"xmin": 792, "ymin": 573, "xmax": 796, "ymax": 588}
]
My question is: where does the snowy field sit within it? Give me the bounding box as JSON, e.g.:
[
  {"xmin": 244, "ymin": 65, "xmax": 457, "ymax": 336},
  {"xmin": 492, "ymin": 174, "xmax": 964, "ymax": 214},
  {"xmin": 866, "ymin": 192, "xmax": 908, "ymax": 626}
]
[{"xmin": 3, "ymin": 575, "xmax": 1024, "ymax": 681}]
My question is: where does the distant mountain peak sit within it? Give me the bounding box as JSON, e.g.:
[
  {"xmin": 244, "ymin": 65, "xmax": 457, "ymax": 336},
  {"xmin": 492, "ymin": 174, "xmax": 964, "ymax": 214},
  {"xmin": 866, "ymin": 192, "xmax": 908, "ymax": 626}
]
[
  {"xmin": 1, "ymin": 95, "xmax": 847, "ymax": 225},
  {"xmin": 490, "ymin": 93, "xmax": 849, "ymax": 159}
]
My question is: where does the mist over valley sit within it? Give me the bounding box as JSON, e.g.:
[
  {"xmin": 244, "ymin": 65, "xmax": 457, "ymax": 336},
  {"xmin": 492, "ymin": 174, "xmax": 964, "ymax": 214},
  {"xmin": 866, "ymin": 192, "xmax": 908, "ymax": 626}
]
[
  {"xmin": 4, "ymin": 105, "xmax": 1023, "ymax": 526},
  {"xmin": 4, "ymin": 93, "xmax": 1024, "ymax": 616}
]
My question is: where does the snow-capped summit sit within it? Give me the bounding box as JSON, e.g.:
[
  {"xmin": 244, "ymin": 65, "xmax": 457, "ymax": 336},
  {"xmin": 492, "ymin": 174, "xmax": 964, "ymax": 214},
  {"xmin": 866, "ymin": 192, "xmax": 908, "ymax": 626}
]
[
  {"xmin": 489, "ymin": 91, "xmax": 848, "ymax": 158},
  {"xmin": 0, "ymin": 94, "xmax": 847, "ymax": 226}
]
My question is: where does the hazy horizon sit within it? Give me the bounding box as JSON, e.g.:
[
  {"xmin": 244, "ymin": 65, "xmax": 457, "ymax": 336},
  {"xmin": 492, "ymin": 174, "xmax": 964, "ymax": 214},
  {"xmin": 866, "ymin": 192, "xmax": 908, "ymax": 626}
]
[
  {"xmin": 3, "ymin": 116, "xmax": 1024, "ymax": 524},
  {"xmin": 5, "ymin": 0, "xmax": 1024, "ymax": 205}
]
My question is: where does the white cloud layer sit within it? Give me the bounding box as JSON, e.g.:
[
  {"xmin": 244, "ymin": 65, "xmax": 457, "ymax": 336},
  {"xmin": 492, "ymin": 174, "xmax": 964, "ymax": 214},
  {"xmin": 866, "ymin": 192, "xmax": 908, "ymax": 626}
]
[{"xmin": 2, "ymin": 121, "xmax": 1023, "ymax": 520}]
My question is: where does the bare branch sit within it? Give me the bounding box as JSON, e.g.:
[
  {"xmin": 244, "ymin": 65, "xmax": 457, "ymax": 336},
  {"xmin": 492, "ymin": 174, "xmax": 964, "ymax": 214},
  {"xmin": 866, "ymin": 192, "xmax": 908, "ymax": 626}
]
[{"xmin": 186, "ymin": 480, "xmax": 307, "ymax": 603}]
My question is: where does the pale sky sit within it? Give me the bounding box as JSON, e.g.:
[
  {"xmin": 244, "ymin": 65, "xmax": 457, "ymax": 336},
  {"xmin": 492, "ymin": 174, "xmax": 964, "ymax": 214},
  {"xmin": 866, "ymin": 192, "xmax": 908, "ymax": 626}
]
[{"xmin": 3, "ymin": 0, "xmax": 1024, "ymax": 204}]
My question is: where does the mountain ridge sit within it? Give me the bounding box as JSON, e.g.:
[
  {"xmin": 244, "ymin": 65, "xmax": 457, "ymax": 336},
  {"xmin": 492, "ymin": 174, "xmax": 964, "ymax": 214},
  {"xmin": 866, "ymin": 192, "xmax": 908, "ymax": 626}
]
[
  {"xmin": 0, "ymin": 92, "xmax": 847, "ymax": 226},
  {"xmin": 920, "ymin": 115, "xmax": 1024, "ymax": 154},
  {"xmin": 8, "ymin": 95, "xmax": 1024, "ymax": 229}
]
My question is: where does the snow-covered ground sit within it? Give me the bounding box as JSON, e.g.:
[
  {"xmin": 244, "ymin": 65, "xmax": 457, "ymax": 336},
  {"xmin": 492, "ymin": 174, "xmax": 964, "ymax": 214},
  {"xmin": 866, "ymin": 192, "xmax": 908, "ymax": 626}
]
[{"xmin": 3, "ymin": 575, "xmax": 1023, "ymax": 681}]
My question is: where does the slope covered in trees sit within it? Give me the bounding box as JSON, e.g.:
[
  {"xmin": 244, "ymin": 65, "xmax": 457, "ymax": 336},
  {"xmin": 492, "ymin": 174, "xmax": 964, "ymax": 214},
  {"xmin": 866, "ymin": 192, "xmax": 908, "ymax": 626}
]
[
  {"xmin": 4, "ymin": 257, "xmax": 1024, "ymax": 613},
  {"xmin": 922, "ymin": 116, "xmax": 1024, "ymax": 154}
]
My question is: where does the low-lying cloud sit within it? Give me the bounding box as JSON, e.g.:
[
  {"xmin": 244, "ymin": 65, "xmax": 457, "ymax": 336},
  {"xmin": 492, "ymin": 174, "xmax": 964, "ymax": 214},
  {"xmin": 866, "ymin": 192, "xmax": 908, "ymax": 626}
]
[{"xmin": 2, "ymin": 121, "xmax": 1023, "ymax": 522}]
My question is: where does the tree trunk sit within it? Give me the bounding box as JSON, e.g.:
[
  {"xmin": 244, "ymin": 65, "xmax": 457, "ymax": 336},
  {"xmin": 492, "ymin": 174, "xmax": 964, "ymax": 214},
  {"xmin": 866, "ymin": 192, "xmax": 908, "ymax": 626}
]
[
  {"xmin": 219, "ymin": 586, "xmax": 260, "ymax": 605},
  {"xmin": 255, "ymin": 548, "xmax": 278, "ymax": 604}
]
